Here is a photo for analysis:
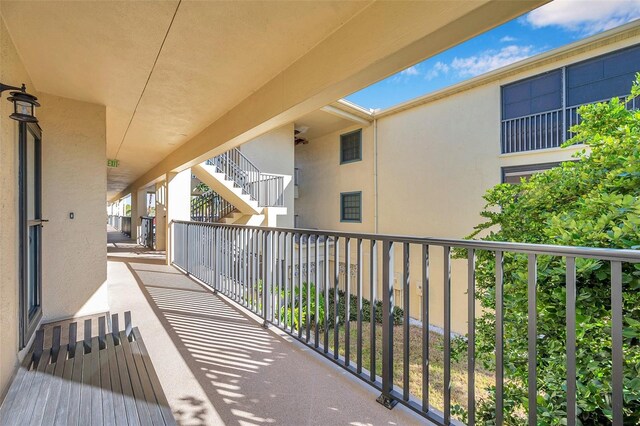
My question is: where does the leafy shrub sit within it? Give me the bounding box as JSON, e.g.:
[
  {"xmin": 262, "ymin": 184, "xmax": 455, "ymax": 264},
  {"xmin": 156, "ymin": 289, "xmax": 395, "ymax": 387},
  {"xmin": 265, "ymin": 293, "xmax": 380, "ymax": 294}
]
[
  {"xmin": 279, "ymin": 283, "xmax": 403, "ymax": 331},
  {"xmin": 466, "ymin": 76, "xmax": 640, "ymax": 424},
  {"xmin": 278, "ymin": 282, "xmax": 325, "ymax": 331}
]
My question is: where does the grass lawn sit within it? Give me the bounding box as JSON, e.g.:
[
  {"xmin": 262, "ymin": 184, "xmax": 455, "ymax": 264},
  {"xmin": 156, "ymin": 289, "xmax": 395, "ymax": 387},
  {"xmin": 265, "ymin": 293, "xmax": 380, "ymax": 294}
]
[{"xmin": 332, "ymin": 322, "xmax": 494, "ymax": 417}]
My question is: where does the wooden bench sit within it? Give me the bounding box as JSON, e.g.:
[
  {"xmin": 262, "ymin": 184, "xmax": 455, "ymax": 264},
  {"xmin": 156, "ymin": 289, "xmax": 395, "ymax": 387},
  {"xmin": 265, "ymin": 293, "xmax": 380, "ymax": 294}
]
[{"xmin": 0, "ymin": 312, "xmax": 176, "ymax": 426}]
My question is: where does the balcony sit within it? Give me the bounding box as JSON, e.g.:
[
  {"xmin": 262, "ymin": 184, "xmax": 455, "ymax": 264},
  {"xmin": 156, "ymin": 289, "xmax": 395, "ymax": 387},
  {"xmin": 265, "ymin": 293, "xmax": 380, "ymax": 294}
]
[
  {"xmin": 104, "ymin": 226, "xmax": 429, "ymax": 425},
  {"xmin": 168, "ymin": 221, "xmax": 640, "ymax": 425}
]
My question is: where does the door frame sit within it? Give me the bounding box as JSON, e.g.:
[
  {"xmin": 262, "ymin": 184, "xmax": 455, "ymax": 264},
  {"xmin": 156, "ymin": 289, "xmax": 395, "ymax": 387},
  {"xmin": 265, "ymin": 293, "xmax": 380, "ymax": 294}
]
[{"xmin": 19, "ymin": 121, "xmax": 43, "ymax": 349}]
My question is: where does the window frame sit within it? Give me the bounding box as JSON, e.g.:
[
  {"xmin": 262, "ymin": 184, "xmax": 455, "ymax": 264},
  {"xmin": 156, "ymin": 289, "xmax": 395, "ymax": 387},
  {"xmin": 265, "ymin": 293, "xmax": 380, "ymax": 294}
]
[
  {"xmin": 339, "ymin": 129, "xmax": 362, "ymax": 164},
  {"xmin": 340, "ymin": 191, "xmax": 362, "ymax": 223},
  {"xmin": 19, "ymin": 122, "xmax": 43, "ymax": 349},
  {"xmin": 501, "ymin": 161, "xmax": 563, "ymax": 184}
]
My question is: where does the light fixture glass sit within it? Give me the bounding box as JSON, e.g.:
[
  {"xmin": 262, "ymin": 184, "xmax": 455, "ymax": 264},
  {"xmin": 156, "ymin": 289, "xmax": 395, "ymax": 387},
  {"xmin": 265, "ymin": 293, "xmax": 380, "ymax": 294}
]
[{"xmin": 7, "ymin": 90, "xmax": 40, "ymax": 123}]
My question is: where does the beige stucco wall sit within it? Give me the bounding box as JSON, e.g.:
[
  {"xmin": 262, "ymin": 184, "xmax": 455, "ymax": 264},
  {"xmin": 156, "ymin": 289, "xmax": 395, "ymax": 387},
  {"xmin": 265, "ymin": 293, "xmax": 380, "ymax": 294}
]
[
  {"xmin": 0, "ymin": 16, "xmax": 34, "ymax": 400},
  {"xmin": 294, "ymin": 124, "xmax": 374, "ymax": 232},
  {"xmin": 38, "ymin": 93, "xmax": 107, "ymax": 323},
  {"xmin": 240, "ymin": 123, "xmax": 295, "ymax": 228},
  {"xmin": 0, "ymin": 20, "xmax": 108, "ymax": 398},
  {"xmin": 295, "ymin": 35, "xmax": 640, "ymax": 334}
]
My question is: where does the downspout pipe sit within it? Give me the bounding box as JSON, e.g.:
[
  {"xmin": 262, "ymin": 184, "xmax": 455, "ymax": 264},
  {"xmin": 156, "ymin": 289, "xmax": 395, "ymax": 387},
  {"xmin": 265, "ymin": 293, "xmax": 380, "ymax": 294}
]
[{"xmin": 373, "ymin": 118, "xmax": 379, "ymax": 234}]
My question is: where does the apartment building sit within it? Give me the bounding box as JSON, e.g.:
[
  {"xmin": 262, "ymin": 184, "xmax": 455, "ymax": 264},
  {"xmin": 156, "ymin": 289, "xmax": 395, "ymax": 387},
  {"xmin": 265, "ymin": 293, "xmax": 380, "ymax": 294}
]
[{"xmin": 293, "ymin": 22, "xmax": 640, "ymax": 333}]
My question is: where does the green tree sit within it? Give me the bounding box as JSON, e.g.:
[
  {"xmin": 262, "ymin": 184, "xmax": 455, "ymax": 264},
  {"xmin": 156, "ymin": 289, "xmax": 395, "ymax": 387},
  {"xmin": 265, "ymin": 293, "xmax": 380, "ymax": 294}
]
[{"xmin": 467, "ymin": 76, "xmax": 640, "ymax": 424}]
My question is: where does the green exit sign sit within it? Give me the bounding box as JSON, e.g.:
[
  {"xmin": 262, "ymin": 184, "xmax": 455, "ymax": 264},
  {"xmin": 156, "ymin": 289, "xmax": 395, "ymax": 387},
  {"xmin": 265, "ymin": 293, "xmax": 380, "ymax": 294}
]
[{"xmin": 107, "ymin": 159, "xmax": 119, "ymax": 168}]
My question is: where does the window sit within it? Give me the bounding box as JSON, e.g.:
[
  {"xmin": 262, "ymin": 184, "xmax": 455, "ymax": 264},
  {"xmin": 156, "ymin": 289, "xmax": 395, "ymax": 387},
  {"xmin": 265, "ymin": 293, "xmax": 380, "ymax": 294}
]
[
  {"xmin": 501, "ymin": 43, "xmax": 640, "ymax": 154},
  {"xmin": 501, "ymin": 162, "xmax": 562, "ymax": 184},
  {"xmin": 340, "ymin": 192, "xmax": 362, "ymax": 222},
  {"xmin": 340, "ymin": 129, "xmax": 362, "ymax": 164},
  {"xmin": 567, "ymin": 44, "xmax": 640, "ymax": 106},
  {"xmin": 19, "ymin": 122, "xmax": 43, "ymax": 348},
  {"xmin": 502, "ymin": 70, "xmax": 562, "ymax": 120}
]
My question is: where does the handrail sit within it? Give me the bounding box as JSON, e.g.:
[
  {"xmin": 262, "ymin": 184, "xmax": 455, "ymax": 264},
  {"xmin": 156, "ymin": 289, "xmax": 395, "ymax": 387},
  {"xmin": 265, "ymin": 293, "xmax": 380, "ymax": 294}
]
[
  {"xmin": 206, "ymin": 147, "xmax": 286, "ymax": 207},
  {"xmin": 502, "ymin": 95, "xmax": 638, "ymax": 154},
  {"xmin": 191, "ymin": 190, "xmax": 236, "ymax": 223},
  {"xmin": 253, "ymin": 173, "xmax": 285, "ymax": 207},
  {"xmin": 170, "ymin": 220, "xmax": 640, "ymax": 262},
  {"xmin": 171, "ymin": 220, "xmax": 638, "ymax": 425},
  {"xmin": 207, "ymin": 148, "xmax": 261, "ymax": 201}
]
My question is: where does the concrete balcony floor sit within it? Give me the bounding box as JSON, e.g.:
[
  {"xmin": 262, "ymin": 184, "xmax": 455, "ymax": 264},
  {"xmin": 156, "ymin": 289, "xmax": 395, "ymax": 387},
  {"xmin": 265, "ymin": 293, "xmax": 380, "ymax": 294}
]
[{"xmin": 106, "ymin": 226, "xmax": 429, "ymax": 425}]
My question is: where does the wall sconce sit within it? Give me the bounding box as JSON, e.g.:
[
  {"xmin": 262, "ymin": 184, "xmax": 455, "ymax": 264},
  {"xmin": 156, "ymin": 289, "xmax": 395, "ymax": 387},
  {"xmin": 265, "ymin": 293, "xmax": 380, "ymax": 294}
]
[{"xmin": 0, "ymin": 83, "xmax": 40, "ymax": 123}]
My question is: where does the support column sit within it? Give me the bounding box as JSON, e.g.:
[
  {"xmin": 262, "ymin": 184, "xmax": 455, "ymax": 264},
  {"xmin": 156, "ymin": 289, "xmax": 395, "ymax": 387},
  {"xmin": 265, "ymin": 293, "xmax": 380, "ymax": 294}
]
[
  {"xmin": 166, "ymin": 169, "xmax": 191, "ymax": 265},
  {"xmin": 155, "ymin": 181, "xmax": 167, "ymax": 251},
  {"xmin": 130, "ymin": 188, "xmax": 147, "ymax": 242}
]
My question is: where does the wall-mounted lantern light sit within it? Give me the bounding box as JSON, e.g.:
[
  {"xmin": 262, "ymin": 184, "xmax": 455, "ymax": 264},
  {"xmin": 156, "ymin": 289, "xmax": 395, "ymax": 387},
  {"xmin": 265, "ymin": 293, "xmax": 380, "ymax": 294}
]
[{"xmin": 0, "ymin": 83, "xmax": 40, "ymax": 123}]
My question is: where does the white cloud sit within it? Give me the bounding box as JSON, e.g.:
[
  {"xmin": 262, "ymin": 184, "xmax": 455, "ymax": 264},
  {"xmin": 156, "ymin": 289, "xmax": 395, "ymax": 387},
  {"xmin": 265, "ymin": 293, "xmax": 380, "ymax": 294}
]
[
  {"xmin": 400, "ymin": 65, "xmax": 420, "ymax": 76},
  {"xmin": 500, "ymin": 36, "xmax": 517, "ymax": 42},
  {"xmin": 425, "ymin": 61, "xmax": 450, "ymax": 80},
  {"xmin": 524, "ymin": 0, "xmax": 640, "ymax": 35},
  {"xmin": 391, "ymin": 65, "xmax": 421, "ymax": 83},
  {"xmin": 451, "ymin": 45, "xmax": 535, "ymax": 77}
]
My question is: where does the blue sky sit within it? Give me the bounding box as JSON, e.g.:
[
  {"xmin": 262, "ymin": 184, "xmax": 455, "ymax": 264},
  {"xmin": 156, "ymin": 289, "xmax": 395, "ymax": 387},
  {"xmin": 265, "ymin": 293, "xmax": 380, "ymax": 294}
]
[{"xmin": 345, "ymin": 0, "xmax": 640, "ymax": 111}]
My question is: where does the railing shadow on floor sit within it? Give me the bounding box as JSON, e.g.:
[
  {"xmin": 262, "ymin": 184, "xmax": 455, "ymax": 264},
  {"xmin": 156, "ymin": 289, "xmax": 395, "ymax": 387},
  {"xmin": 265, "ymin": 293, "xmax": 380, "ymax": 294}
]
[{"xmin": 119, "ymin": 259, "xmax": 425, "ymax": 426}]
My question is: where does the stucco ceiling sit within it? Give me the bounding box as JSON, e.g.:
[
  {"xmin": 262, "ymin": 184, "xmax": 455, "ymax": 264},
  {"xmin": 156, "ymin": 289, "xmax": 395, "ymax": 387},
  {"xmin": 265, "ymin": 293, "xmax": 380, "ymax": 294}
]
[
  {"xmin": 296, "ymin": 109, "xmax": 362, "ymax": 141},
  {"xmin": 0, "ymin": 1, "xmax": 372, "ymax": 197}
]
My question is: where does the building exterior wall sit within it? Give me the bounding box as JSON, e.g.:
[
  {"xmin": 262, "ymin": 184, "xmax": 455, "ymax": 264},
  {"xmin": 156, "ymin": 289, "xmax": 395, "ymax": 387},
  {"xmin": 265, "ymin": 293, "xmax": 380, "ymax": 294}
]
[
  {"xmin": 0, "ymin": 16, "xmax": 34, "ymax": 401},
  {"xmin": 0, "ymin": 20, "xmax": 108, "ymax": 399},
  {"xmin": 38, "ymin": 93, "xmax": 108, "ymax": 322},
  {"xmin": 294, "ymin": 34, "xmax": 640, "ymax": 334},
  {"xmin": 294, "ymin": 124, "xmax": 374, "ymax": 232}
]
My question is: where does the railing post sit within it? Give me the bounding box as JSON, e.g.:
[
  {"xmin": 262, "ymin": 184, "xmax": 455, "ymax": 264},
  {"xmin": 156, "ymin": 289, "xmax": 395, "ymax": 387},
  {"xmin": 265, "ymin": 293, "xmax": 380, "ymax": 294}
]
[
  {"xmin": 212, "ymin": 226, "xmax": 218, "ymax": 294},
  {"xmin": 377, "ymin": 239, "xmax": 397, "ymax": 409},
  {"xmin": 263, "ymin": 230, "xmax": 271, "ymax": 328}
]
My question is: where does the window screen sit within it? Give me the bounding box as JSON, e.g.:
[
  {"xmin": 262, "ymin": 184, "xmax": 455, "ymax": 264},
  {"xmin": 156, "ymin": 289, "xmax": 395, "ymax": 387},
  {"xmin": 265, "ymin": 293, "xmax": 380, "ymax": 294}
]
[
  {"xmin": 567, "ymin": 44, "xmax": 640, "ymax": 106},
  {"xmin": 501, "ymin": 162, "xmax": 562, "ymax": 184},
  {"xmin": 340, "ymin": 192, "xmax": 361, "ymax": 222},
  {"xmin": 340, "ymin": 130, "xmax": 362, "ymax": 163},
  {"xmin": 502, "ymin": 70, "xmax": 563, "ymax": 120}
]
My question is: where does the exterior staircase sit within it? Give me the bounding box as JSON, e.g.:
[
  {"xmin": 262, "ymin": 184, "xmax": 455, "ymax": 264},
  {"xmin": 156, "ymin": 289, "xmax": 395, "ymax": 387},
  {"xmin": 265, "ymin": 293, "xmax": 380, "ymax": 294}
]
[{"xmin": 190, "ymin": 148, "xmax": 288, "ymax": 226}]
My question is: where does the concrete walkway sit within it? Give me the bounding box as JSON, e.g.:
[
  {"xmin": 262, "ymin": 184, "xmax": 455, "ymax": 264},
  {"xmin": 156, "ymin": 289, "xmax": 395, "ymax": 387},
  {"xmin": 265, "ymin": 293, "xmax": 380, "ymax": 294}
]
[{"xmin": 106, "ymin": 227, "xmax": 429, "ymax": 425}]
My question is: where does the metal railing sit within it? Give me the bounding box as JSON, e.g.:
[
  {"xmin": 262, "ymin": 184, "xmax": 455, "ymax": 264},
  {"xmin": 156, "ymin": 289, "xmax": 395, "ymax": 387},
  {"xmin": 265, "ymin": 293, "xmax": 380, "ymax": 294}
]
[
  {"xmin": 294, "ymin": 167, "xmax": 301, "ymax": 185},
  {"xmin": 108, "ymin": 215, "xmax": 131, "ymax": 237},
  {"xmin": 566, "ymin": 95, "xmax": 638, "ymax": 134},
  {"xmin": 249, "ymin": 173, "xmax": 285, "ymax": 207},
  {"xmin": 191, "ymin": 190, "xmax": 236, "ymax": 223},
  {"xmin": 502, "ymin": 96, "xmax": 638, "ymax": 154},
  {"xmin": 207, "ymin": 148, "xmax": 285, "ymax": 207},
  {"xmin": 139, "ymin": 216, "xmax": 155, "ymax": 249},
  {"xmin": 207, "ymin": 148, "xmax": 261, "ymax": 201},
  {"xmin": 501, "ymin": 109, "xmax": 563, "ymax": 154},
  {"xmin": 171, "ymin": 220, "xmax": 640, "ymax": 426}
]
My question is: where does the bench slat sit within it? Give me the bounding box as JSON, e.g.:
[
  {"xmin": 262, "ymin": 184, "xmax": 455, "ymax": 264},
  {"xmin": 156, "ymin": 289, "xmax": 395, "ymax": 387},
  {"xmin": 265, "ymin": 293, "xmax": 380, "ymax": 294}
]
[
  {"xmin": 99, "ymin": 326, "xmax": 116, "ymax": 426},
  {"xmin": 119, "ymin": 330, "xmax": 152, "ymax": 426},
  {"xmin": 0, "ymin": 345, "xmax": 36, "ymax": 424},
  {"xmin": 131, "ymin": 327, "xmax": 176, "ymax": 425},
  {"xmin": 66, "ymin": 337, "xmax": 85, "ymax": 426},
  {"xmin": 53, "ymin": 321, "xmax": 77, "ymax": 426},
  {"xmin": 129, "ymin": 336, "xmax": 165, "ymax": 426},
  {"xmin": 40, "ymin": 328, "xmax": 68, "ymax": 425},
  {"xmin": 90, "ymin": 336, "xmax": 104, "ymax": 426},
  {"xmin": 0, "ymin": 312, "xmax": 174, "ymax": 426},
  {"xmin": 106, "ymin": 332, "xmax": 128, "ymax": 426}
]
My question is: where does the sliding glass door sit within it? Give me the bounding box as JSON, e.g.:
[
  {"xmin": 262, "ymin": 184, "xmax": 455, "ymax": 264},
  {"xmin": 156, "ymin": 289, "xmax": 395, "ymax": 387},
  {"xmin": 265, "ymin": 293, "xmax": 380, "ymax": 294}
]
[{"xmin": 19, "ymin": 122, "xmax": 43, "ymax": 348}]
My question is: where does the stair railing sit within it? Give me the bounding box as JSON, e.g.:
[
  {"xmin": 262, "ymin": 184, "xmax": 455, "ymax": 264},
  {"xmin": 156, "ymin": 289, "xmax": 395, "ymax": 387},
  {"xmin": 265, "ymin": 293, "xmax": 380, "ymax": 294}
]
[
  {"xmin": 206, "ymin": 148, "xmax": 286, "ymax": 207},
  {"xmin": 207, "ymin": 148, "xmax": 261, "ymax": 201},
  {"xmin": 191, "ymin": 190, "xmax": 236, "ymax": 223},
  {"xmin": 248, "ymin": 173, "xmax": 285, "ymax": 207}
]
